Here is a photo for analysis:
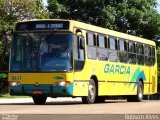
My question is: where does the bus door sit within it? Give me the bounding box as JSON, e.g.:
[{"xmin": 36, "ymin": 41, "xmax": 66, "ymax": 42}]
[
  {"xmin": 72, "ymin": 29, "xmax": 87, "ymax": 96},
  {"xmin": 146, "ymin": 46, "xmax": 156, "ymax": 95},
  {"xmin": 143, "ymin": 45, "xmax": 150, "ymax": 95},
  {"xmin": 149, "ymin": 47, "xmax": 157, "ymax": 94}
]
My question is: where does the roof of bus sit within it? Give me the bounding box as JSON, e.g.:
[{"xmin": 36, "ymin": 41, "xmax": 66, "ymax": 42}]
[{"xmin": 17, "ymin": 19, "xmax": 156, "ymax": 46}]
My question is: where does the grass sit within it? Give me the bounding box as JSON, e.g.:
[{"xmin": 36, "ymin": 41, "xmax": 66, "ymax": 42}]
[{"xmin": 0, "ymin": 93, "xmax": 30, "ymax": 99}]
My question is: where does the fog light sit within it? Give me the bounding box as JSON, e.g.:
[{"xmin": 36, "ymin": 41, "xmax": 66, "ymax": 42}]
[
  {"xmin": 58, "ymin": 81, "xmax": 65, "ymax": 86},
  {"xmin": 57, "ymin": 81, "xmax": 70, "ymax": 86},
  {"xmin": 9, "ymin": 82, "xmax": 21, "ymax": 87}
]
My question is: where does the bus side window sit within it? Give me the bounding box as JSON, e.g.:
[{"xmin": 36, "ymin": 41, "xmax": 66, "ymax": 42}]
[
  {"xmin": 78, "ymin": 36, "xmax": 85, "ymax": 60},
  {"xmin": 97, "ymin": 35, "xmax": 108, "ymax": 61},
  {"xmin": 151, "ymin": 47, "xmax": 156, "ymax": 66},
  {"xmin": 144, "ymin": 45, "xmax": 151, "ymax": 66},
  {"xmin": 74, "ymin": 35, "xmax": 85, "ymax": 71},
  {"xmin": 108, "ymin": 37, "xmax": 118, "ymax": 62},
  {"xmin": 128, "ymin": 41, "xmax": 136, "ymax": 64},
  {"xmin": 137, "ymin": 43, "xmax": 144, "ymax": 65},
  {"xmin": 119, "ymin": 39, "xmax": 127, "ymax": 63},
  {"xmin": 86, "ymin": 32, "xmax": 97, "ymax": 59}
]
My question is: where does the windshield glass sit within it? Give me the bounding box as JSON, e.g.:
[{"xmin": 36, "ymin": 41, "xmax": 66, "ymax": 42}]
[{"xmin": 10, "ymin": 32, "xmax": 73, "ymax": 72}]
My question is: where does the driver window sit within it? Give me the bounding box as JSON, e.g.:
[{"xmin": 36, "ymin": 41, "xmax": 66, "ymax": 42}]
[
  {"xmin": 74, "ymin": 34, "xmax": 85, "ymax": 71},
  {"xmin": 74, "ymin": 35, "xmax": 85, "ymax": 60}
]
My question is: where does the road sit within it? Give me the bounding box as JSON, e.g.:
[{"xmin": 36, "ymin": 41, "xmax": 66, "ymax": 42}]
[
  {"xmin": 0, "ymin": 98, "xmax": 160, "ymax": 114},
  {"xmin": 0, "ymin": 98, "xmax": 160, "ymax": 120}
]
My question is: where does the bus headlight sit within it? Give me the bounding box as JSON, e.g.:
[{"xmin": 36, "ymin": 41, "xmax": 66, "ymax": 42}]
[
  {"xmin": 9, "ymin": 82, "xmax": 21, "ymax": 87},
  {"xmin": 57, "ymin": 81, "xmax": 70, "ymax": 86}
]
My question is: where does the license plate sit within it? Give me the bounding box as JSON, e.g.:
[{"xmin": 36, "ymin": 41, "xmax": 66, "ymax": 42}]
[{"xmin": 32, "ymin": 90, "xmax": 43, "ymax": 94}]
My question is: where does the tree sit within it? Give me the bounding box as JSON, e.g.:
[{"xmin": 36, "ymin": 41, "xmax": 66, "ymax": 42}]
[
  {"xmin": 116, "ymin": 0, "xmax": 160, "ymax": 39},
  {"xmin": 0, "ymin": 0, "xmax": 49, "ymax": 71},
  {"xmin": 48, "ymin": 0, "xmax": 160, "ymax": 40},
  {"xmin": 48, "ymin": 0, "xmax": 117, "ymax": 29}
]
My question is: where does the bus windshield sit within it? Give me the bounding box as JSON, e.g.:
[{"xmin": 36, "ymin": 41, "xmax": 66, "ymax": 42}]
[{"xmin": 10, "ymin": 32, "xmax": 73, "ymax": 72}]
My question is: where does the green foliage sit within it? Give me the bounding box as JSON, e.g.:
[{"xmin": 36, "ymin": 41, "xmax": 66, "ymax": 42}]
[
  {"xmin": 48, "ymin": 0, "xmax": 160, "ymax": 39},
  {"xmin": 120, "ymin": 0, "xmax": 160, "ymax": 39},
  {"xmin": 0, "ymin": 73, "xmax": 7, "ymax": 81},
  {"xmin": 47, "ymin": 0, "xmax": 117, "ymax": 29}
]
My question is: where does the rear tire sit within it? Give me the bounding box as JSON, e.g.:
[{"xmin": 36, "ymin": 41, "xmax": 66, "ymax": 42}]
[
  {"xmin": 82, "ymin": 79, "xmax": 96, "ymax": 104},
  {"xmin": 136, "ymin": 81, "xmax": 144, "ymax": 102},
  {"xmin": 127, "ymin": 81, "xmax": 143, "ymax": 102},
  {"xmin": 32, "ymin": 96, "xmax": 47, "ymax": 105}
]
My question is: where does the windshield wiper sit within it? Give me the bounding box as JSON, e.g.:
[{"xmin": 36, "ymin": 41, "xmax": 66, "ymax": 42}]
[{"xmin": 23, "ymin": 30, "xmax": 35, "ymax": 40}]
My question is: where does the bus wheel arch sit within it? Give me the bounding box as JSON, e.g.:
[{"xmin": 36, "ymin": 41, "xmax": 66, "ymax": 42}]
[{"xmin": 90, "ymin": 75, "xmax": 106, "ymax": 103}]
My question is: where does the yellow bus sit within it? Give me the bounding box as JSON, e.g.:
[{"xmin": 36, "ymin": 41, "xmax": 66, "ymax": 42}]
[{"xmin": 9, "ymin": 19, "xmax": 157, "ymax": 104}]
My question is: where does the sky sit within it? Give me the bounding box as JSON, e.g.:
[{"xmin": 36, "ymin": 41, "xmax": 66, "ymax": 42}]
[
  {"xmin": 157, "ymin": 0, "xmax": 160, "ymax": 13},
  {"xmin": 42, "ymin": 0, "xmax": 48, "ymax": 6}
]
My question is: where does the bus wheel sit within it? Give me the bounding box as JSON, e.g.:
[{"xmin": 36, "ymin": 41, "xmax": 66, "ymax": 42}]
[
  {"xmin": 136, "ymin": 81, "xmax": 143, "ymax": 102},
  {"xmin": 82, "ymin": 79, "xmax": 96, "ymax": 104},
  {"xmin": 127, "ymin": 81, "xmax": 143, "ymax": 102},
  {"xmin": 32, "ymin": 96, "xmax": 47, "ymax": 105}
]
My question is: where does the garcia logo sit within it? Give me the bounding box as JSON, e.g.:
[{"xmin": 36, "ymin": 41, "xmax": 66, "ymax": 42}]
[
  {"xmin": 54, "ymin": 76, "xmax": 64, "ymax": 80},
  {"xmin": 104, "ymin": 64, "xmax": 130, "ymax": 75}
]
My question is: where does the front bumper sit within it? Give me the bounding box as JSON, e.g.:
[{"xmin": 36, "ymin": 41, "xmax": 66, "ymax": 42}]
[{"xmin": 9, "ymin": 83, "xmax": 73, "ymax": 97}]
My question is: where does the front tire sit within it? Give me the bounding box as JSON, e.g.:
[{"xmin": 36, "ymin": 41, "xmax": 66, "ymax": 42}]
[
  {"xmin": 32, "ymin": 96, "xmax": 47, "ymax": 105},
  {"xmin": 82, "ymin": 79, "xmax": 96, "ymax": 104}
]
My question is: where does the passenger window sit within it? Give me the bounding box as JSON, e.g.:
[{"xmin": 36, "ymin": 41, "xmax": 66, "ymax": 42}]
[
  {"xmin": 87, "ymin": 32, "xmax": 96, "ymax": 59},
  {"xmin": 151, "ymin": 47, "xmax": 156, "ymax": 66},
  {"xmin": 144, "ymin": 45, "xmax": 151, "ymax": 66},
  {"xmin": 97, "ymin": 35, "xmax": 108, "ymax": 60},
  {"xmin": 108, "ymin": 37, "xmax": 118, "ymax": 62},
  {"xmin": 109, "ymin": 37, "xmax": 117, "ymax": 50},
  {"xmin": 97, "ymin": 35, "xmax": 105, "ymax": 48},
  {"xmin": 128, "ymin": 42, "xmax": 135, "ymax": 53},
  {"xmin": 137, "ymin": 44, "xmax": 144, "ymax": 54},
  {"xmin": 128, "ymin": 41, "xmax": 136, "ymax": 64},
  {"xmin": 137, "ymin": 43, "xmax": 144, "ymax": 65},
  {"xmin": 119, "ymin": 39, "xmax": 127, "ymax": 63},
  {"xmin": 152, "ymin": 47, "xmax": 155, "ymax": 57},
  {"xmin": 119, "ymin": 39, "xmax": 127, "ymax": 51},
  {"xmin": 87, "ymin": 33, "xmax": 96, "ymax": 46}
]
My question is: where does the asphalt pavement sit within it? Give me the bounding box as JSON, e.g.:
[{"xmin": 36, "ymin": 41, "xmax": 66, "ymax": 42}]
[{"xmin": 0, "ymin": 97, "xmax": 81, "ymax": 104}]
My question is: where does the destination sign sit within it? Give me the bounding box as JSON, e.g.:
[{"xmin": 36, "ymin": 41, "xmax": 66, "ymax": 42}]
[{"xmin": 15, "ymin": 21, "xmax": 70, "ymax": 31}]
